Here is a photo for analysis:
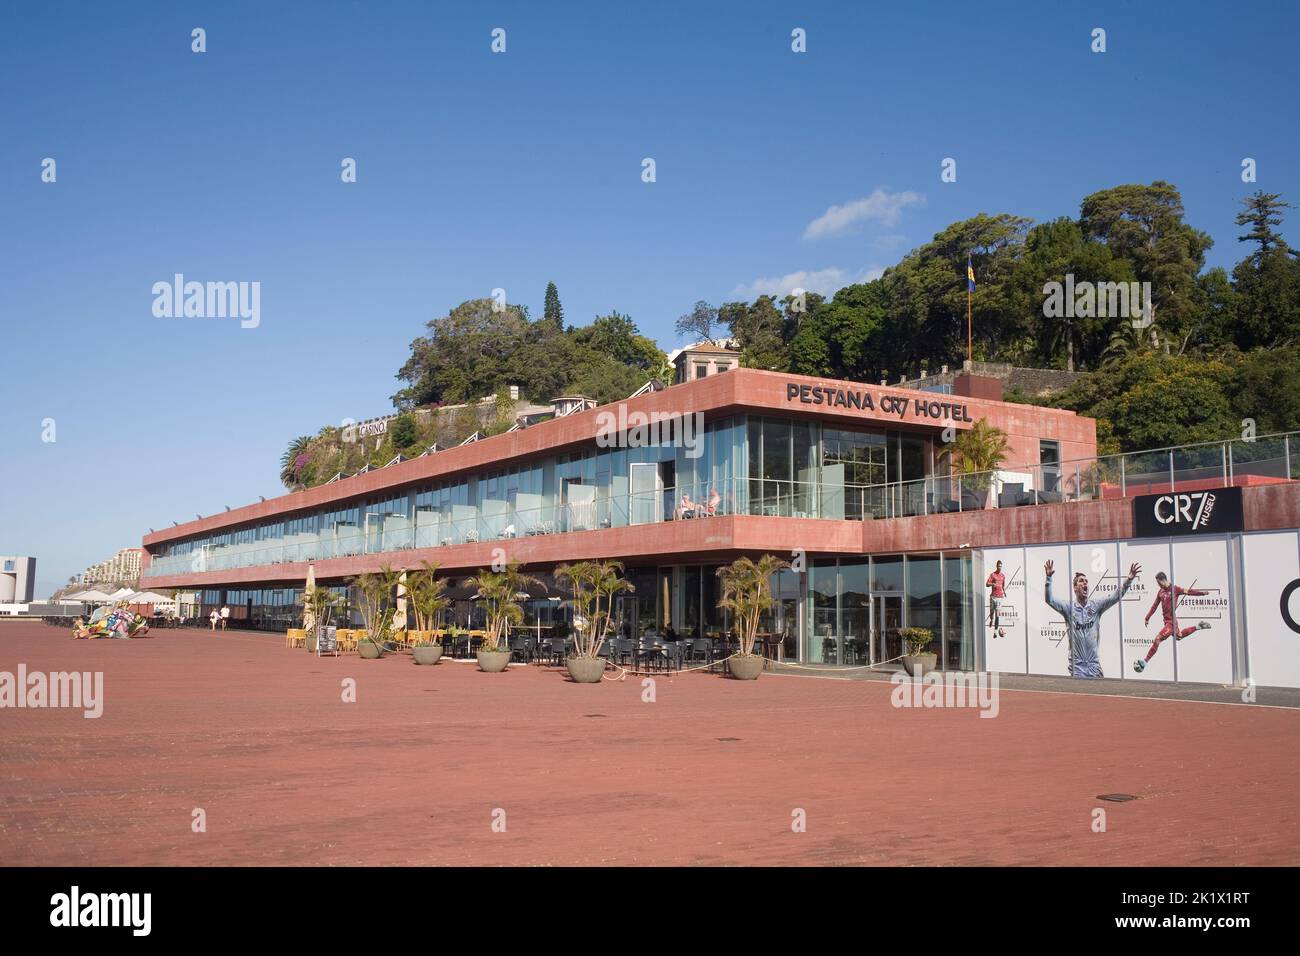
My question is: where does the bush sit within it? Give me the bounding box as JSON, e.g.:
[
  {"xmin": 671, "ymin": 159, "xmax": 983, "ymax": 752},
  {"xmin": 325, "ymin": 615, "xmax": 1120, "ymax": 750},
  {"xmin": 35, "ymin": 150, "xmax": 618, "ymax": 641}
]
[{"xmin": 899, "ymin": 627, "xmax": 934, "ymax": 656}]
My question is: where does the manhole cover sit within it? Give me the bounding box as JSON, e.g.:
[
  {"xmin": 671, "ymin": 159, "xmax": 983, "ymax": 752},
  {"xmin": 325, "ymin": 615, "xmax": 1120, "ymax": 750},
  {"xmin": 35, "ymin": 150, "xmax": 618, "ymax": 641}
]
[
  {"xmin": 1097, "ymin": 793, "xmax": 1139, "ymax": 802},
  {"xmin": 716, "ymin": 737, "xmax": 742, "ymax": 742}
]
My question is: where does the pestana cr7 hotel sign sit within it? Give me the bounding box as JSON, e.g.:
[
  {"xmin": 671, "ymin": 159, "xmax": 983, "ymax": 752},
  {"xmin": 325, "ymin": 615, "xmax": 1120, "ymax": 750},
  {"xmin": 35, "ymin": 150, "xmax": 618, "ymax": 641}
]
[{"xmin": 785, "ymin": 383, "xmax": 973, "ymax": 422}]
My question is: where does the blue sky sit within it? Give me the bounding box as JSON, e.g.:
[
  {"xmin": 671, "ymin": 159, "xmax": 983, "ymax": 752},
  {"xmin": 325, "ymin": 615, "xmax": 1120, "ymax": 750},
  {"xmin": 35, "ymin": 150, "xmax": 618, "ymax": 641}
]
[{"xmin": 2, "ymin": 0, "xmax": 1296, "ymax": 596}]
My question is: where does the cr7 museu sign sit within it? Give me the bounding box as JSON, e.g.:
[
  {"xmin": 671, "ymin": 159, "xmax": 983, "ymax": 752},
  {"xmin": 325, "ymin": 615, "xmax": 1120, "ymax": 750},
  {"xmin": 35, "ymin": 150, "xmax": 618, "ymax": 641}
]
[{"xmin": 1132, "ymin": 487, "xmax": 1244, "ymax": 538}]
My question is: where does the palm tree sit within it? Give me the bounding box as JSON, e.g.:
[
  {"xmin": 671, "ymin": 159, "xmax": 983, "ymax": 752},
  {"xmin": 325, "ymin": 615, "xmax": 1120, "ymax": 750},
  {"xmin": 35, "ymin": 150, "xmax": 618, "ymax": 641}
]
[
  {"xmin": 280, "ymin": 435, "xmax": 313, "ymax": 490},
  {"xmin": 555, "ymin": 560, "xmax": 634, "ymax": 658},
  {"xmin": 407, "ymin": 561, "xmax": 449, "ymax": 634},
  {"xmin": 717, "ymin": 554, "xmax": 791, "ymax": 657},
  {"xmin": 937, "ymin": 418, "xmax": 1010, "ymax": 493},
  {"xmin": 651, "ymin": 359, "xmax": 675, "ymax": 389},
  {"xmin": 1101, "ymin": 321, "xmax": 1158, "ymax": 366},
  {"xmin": 465, "ymin": 562, "xmax": 543, "ymax": 652},
  {"xmin": 298, "ymin": 584, "xmax": 340, "ymax": 635},
  {"xmin": 349, "ymin": 564, "xmax": 403, "ymax": 648}
]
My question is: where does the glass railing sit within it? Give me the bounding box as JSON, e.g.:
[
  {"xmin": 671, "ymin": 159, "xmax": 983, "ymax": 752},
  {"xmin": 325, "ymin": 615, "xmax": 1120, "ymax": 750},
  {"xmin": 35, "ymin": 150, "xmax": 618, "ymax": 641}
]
[{"xmin": 143, "ymin": 430, "xmax": 1298, "ymax": 577}]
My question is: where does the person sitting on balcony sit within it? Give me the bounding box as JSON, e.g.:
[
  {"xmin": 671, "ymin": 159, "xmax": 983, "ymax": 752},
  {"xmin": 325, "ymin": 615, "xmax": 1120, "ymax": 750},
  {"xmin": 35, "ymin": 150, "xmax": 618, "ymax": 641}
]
[
  {"xmin": 706, "ymin": 487, "xmax": 721, "ymax": 516},
  {"xmin": 678, "ymin": 493, "xmax": 697, "ymax": 519}
]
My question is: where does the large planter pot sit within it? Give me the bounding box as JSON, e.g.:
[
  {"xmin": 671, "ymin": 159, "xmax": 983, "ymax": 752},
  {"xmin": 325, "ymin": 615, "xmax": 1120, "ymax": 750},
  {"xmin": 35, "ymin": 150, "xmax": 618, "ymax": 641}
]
[
  {"xmin": 412, "ymin": 645, "xmax": 443, "ymax": 666},
  {"xmin": 305, "ymin": 634, "xmax": 318, "ymax": 653},
  {"xmin": 566, "ymin": 655, "xmax": 605, "ymax": 683},
  {"xmin": 358, "ymin": 641, "xmax": 382, "ymax": 660},
  {"xmin": 476, "ymin": 649, "xmax": 512, "ymax": 673},
  {"xmin": 902, "ymin": 653, "xmax": 937, "ymax": 676},
  {"xmin": 728, "ymin": 653, "xmax": 766, "ymax": 681}
]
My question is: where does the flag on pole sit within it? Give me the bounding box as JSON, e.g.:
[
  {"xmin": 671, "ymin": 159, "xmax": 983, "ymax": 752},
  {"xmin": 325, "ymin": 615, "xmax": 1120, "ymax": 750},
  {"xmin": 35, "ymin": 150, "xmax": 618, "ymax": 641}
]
[{"xmin": 967, "ymin": 255, "xmax": 976, "ymax": 292}]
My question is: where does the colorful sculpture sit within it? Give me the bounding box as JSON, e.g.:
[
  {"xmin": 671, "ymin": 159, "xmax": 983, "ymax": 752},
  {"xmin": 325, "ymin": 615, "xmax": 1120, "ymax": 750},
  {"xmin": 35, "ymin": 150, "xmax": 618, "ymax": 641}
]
[{"xmin": 72, "ymin": 602, "xmax": 150, "ymax": 639}]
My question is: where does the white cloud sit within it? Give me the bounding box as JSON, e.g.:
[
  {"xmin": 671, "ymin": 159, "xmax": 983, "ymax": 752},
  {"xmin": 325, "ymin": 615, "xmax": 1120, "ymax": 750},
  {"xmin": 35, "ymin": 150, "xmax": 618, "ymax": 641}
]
[
  {"xmin": 731, "ymin": 265, "xmax": 884, "ymax": 301},
  {"xmin": 803, "ymin": 188, "xmax": 925, "ymax": 240}
]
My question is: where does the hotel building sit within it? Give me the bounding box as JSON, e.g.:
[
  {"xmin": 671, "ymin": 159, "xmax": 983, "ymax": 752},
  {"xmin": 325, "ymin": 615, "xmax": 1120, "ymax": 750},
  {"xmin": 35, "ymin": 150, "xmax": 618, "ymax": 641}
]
[{"xmin": 140, "ymin": 360, "xmax": 1300, "ymax": 685}]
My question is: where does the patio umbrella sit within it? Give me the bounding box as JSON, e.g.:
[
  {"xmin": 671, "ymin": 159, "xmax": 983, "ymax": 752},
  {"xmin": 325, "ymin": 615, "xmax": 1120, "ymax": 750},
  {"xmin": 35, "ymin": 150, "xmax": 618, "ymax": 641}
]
[
  {"xmin": 302, "ymin": 564, "xmax": 317, "ymax": 635},
  {"xmin": 71, "ymin": 589, "xmax": 114, "ymax": 603},
  {"xmin": 128, "ymin": 591, "xmax": 174, "ymax": 605}
]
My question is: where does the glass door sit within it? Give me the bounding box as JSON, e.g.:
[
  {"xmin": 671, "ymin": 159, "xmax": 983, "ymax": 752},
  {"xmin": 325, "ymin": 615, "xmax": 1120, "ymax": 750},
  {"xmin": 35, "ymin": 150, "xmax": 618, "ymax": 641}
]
[
  {"xmin": 630, "ymin": 463, "xmax": 661, "ymax": 525},
  {"xmin": 875, "ymin": 594, "xmax": 904, "ymax": 663}
]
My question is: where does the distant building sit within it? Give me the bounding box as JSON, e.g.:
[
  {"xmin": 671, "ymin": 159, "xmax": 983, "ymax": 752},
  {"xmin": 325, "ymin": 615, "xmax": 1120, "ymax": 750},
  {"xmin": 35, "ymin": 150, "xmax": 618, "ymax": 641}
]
[
  {"xmin": 0, "ymin": 556, "xmax": 36, "ymax": 603},
  {"xmin": 78, "ymin": 547, "xmax": 143, "ymax": 586},
  {"xmin": 669, "ymin": 341, "xmax": 740, "ymax": 384}
]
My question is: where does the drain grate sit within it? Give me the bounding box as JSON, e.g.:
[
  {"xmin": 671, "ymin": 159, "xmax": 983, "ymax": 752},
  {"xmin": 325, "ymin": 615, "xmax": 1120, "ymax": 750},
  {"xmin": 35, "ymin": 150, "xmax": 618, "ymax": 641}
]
[
  {"xmin": 716, "ymin": 737, "xmax": 742, "ymax": 742},
  {"xmin": 583, "ymin": 714, "xmax": 607, "ymax": 718},
  {"xmin": 1097, "ymin": 793, "xmax": 1139, "ymax": 802}
]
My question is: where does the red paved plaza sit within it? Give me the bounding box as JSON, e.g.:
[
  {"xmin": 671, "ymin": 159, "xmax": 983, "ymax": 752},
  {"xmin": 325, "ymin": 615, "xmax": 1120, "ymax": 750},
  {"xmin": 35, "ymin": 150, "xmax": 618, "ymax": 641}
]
[{"xmin": 1, "ymin": 622, "xmax": 1296, "ymax": 866}]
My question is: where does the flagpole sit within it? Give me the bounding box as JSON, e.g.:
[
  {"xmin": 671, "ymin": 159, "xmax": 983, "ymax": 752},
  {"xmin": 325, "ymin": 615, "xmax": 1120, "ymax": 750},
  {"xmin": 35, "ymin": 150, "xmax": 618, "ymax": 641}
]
[{"xmin": 967, "ymin": 284, "xmax": 972, "ymax": 365}]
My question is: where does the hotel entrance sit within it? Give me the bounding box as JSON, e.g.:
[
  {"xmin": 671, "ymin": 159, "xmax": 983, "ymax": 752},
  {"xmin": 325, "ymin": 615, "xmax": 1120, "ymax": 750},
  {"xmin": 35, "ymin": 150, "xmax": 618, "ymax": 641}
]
[{"xmin": 806, "ymin": 553, "xmax": 974, "ymax": 668}]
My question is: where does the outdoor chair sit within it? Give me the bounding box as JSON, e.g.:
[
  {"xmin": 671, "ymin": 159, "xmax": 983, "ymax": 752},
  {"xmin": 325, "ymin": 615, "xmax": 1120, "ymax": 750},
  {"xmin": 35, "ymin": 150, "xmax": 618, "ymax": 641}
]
[
  {"xmin": 286, "ymin": 628, "xmax": 306, "ymax": 649},
  {"xmin": 998, "ymin": 483, "xmax": 1026, "ymax": 508},
  {"xmin": 610, "ymin": 638, "xmax": 634, "ymax": 666}
]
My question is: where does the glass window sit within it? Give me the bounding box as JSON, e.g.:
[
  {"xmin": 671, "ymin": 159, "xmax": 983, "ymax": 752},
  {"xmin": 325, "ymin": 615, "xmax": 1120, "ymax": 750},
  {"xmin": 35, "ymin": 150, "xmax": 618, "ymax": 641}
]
[
  {"xmin": 905, "ymin": 554, "xmax": 942, "ymax": 655},
  {"xmin": 943, "ymin": 553, "xmax": 975, "ymax": 669},
  {"xmin": 807, "ymin": 560, "xmax": 837, "ymax": 664},
  {"xmin": 871, "ymin": 555, "xmax": 903, "ymax": 592},
  {"xmin": 840, "ymin": 560, "xmax": 870, "ymax": 665}
]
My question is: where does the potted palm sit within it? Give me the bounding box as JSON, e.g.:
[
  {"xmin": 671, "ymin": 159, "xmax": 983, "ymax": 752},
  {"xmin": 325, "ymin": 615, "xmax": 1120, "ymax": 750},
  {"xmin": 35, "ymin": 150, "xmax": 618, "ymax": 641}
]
[
  {"xmin": 352, "ymin": 565, "xmax": 402, "ymax": 659},
  {"xmin": 465, "ymin": 562, "xmax": 541, "ymax": 672},
  {"xmin": 555, "ymin": 560, "xmax": 633, "ymax": 683},
  {"xmin": 900, "ymin": 626, "xmax": 937, "ymax": 676},
  {"xmin": 409, "ymin": 562, "xmax": 449, "ymax": 665},
  {"xmin": 937, "ymin": 417, "xmax": 1009, "ymax": 509},
  {"xmin": 717, "ymin": 554, "xmax": 790, "ymax": 680}
]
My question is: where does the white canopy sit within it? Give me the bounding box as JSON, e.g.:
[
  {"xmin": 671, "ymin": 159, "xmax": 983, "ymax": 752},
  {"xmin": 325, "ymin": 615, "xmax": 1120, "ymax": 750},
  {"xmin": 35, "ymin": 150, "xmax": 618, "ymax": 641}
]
[
  {"xmin": 69, "ymin": 589, "xmax": 115, "ymax": 603},
  {"xmin": 108, "ymin": 587, "xmax": 136, "ymax": 599},
  {"xmin": 127, "ymin": 591, "xmax": 175, "ymax": 604}
]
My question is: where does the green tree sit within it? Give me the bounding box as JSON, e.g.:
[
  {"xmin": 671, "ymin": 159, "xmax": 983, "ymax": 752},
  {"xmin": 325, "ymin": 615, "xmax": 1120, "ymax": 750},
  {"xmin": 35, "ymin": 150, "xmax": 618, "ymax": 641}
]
[
  {"xmin": 543, "ymin": 281, "xmax": 565, "ymax": 331},
  {"xmin": 789, "ymin": 281, "xmax": 891, "ymax": 380},
  {"xmin": 717, "ymin": 555, "xmax": 791, "ymax": 658},
  {"xmin": 1236, "ymin": 191, "xmax": 1292, "ymax": 262},
  {"xmin": 465, "ymin": 562, "xmax": 543, "ymax": 652},
  {"xmin": 720, "ymin": 295, "xmax": 793, "ymax": 371},
  {"xmin": 1230, "ymin": 193, "xmax": 1300, "ymax": 349},
  {"xmin": 389, "ymin": 413, "xmax": 418, "ymax": 451},
  {"xmin": 1078, "ymin": 182, "xmax": 1213, "ymax": 347},
  {"xmin": 1012, "ymin": 217, "xmax": 1136, "ymax": 370},
  {"xmin": 1230, "ymin": 346, "xmax": 1300, "ymax": 434},
  {"xmin": 937, "ymin": 418, "xmax": 1011, "ymax": 490},
  {"xmin": 486, "ymin": 388, "xmax": 516, "ymax": 436},
  {"xmin": 1052, "ymin": 352, "xmax": 1238, "ymax": 452},
  {"xmin": 393, "ymin": 297, "xmax": 530, "ymax": 408},
  {"xmin": 884, "ymin": 213, "xmax": 1033, "ymax": 372},
  {"xmin": 572, "ymin": 311, "xmax": 663, "ymax": 369}
]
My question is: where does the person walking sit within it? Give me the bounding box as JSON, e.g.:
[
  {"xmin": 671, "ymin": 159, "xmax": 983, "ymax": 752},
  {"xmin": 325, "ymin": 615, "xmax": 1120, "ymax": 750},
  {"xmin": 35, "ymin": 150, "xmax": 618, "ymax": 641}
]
[
  {"xmin": 220, "ymin": 604, "xmax": 230, "ymax": 630},
  {"xmin": 209, "ymin": 609, "xmax": 220, "ymax": 632}
]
